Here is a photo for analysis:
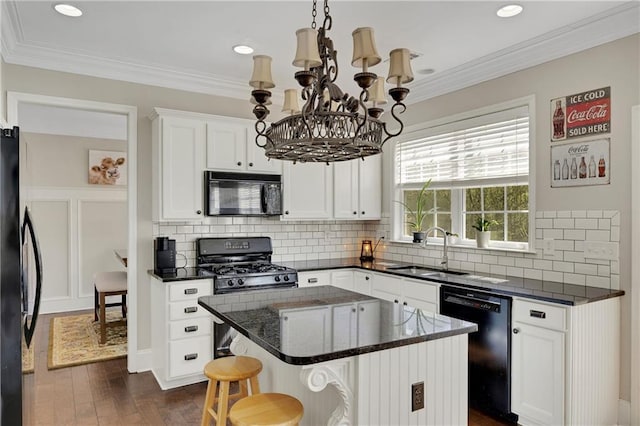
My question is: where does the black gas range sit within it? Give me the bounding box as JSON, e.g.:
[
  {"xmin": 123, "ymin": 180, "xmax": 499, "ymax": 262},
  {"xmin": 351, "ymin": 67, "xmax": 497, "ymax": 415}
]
[{"xmin": 196, "ymin": 237, "xmax": 298, "ymax": 294}]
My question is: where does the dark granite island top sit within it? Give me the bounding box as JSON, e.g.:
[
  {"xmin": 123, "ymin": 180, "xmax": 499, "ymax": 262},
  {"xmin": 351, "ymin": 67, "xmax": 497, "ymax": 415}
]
[{"xmin": 198, "ymin": 285, "xmax": 477, "ymax": 365}]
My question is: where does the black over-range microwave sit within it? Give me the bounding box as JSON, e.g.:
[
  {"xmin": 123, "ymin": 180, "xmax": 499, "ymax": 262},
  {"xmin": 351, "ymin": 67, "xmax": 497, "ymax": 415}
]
[{"xmin": 204, "ymin": 171, "xmax": 282, "ymax": 216}]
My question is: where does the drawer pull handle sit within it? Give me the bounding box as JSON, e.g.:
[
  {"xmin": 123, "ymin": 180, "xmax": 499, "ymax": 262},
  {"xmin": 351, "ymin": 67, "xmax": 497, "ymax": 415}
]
[
  {"xmin": 184, "ymin": 325, "xmax": 199, "ymax": 333},
  {"xmin": 184, "ymin": 353, "xmax": 198, "ymax": 361},
  {"xmin": 308, "ymin": 278, "xmax": 318, "ymax": 283},
  {"xmin": 529, "ymin": 310, "xmax": 546, "ymax": 319},
  {"xmin": 184, "ymin": 288, "xmax": 198, "ymax": 295},
  {"xmin": 184, "ymin": 306, "xmax": 198, "ymax": 314}
]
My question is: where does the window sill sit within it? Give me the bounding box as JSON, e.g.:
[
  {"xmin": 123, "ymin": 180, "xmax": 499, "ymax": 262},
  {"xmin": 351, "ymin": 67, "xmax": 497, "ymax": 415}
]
[{"xmin": 389, "ymin": 239, "xmax": 536, "ymax": 255}]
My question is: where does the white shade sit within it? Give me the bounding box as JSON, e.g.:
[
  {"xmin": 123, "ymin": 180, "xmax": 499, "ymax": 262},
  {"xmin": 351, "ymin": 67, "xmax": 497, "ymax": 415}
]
[
  {"xmin": 250, "ymin": 55, "xmax": 275, "ymax": 89},
  {"xmin": 293, "ymin": 28, "xmax": 322, "ymax": 70},
  {"xmin": 351, "ymin": 27, "xmax": 381, "ymax": 69},
  {"xmin": 282, "ymin": 89, "xmax": 300, "ymax": 114},
  {"xmin": 387, "ymin": 48, "xmax": 414, "ymax": 85},
  {"xmin": 368, "ymin": 77, "xmax": 387, "ymax": 105}
]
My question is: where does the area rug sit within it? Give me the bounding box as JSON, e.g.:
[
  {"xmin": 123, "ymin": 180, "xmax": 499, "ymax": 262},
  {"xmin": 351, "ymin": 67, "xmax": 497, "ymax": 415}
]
[
  {"xmin": 48, "ymin": 310, "xmax": 127, "ymax": 370},
  {"xmin": 22, "ymin": 337, "xmax": 34, "ymax": 374}
]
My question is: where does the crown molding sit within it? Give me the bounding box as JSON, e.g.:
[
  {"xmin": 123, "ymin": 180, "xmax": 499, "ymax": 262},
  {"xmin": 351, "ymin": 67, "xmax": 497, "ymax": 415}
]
[{"xmin": 2, "ymin": 2, "xmax": 638, "ymax": 104}]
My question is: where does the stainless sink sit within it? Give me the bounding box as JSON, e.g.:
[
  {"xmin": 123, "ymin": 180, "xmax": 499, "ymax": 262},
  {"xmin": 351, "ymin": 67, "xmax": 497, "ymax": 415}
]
[{"xmin": 385, "ymin": 265, "xmax": 468, "ymax": 276}]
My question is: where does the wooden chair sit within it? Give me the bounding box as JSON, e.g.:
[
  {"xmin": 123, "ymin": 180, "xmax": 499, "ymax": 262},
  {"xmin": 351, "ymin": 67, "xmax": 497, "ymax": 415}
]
[
  {"xmin": 93, "ymin": 271, "xmax": 127, "ymax": 344},
  {"xmin": 229, "ymin": 393, "xmax": 304, "ymax": 426},
  {"xmin": 201, "ymin": 356, "xmax": 263, "ymax": 426}
]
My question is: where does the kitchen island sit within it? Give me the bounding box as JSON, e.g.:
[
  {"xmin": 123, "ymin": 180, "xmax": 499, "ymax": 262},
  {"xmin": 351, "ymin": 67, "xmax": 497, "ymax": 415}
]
[{"xmin": 198, "ymin": 285, "xmax": 477, "ymax": 426}]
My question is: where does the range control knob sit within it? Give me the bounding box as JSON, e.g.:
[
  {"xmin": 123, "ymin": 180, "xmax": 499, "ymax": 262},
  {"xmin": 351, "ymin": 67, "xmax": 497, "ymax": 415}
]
[
  {"xmin": 227, "ymin": 279, "xmax": 235, "ymax": 286},
  {"xmin": 274, "ymin": 276, "xmax": 281, "ymax": 282},
  {"xmin": 283, "ymin": 275, "xmax": 290, "ymax": 282},
  {"xmin": 238, "ymin": 278, "xmax": 245, "ymax": 286}
]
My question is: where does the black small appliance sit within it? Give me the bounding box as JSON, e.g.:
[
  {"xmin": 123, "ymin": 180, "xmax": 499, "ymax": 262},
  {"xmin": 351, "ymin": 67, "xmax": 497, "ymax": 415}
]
[{"xmin": 154, "ymin": 236, "xmax": 176, "ymax": 274}]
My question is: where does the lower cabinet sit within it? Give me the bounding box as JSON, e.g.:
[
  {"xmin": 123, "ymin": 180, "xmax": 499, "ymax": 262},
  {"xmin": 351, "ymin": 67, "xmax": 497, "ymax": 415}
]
[
  {"xmin": 511, "ymin": 297, "xmax": 620, "ymax": 426},
  {"xmin": 150, "ymin": 277, "xmax": 213, "ymax": 390},
  {"xmin": 280, "ymin": 305, "xmax": 332, "ymax": 354}
]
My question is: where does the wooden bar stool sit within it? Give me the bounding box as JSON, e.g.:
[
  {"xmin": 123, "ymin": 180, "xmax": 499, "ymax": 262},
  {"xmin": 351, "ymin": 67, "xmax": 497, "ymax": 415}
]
[
  {"xmin": 93, "ymin": 271, "xmax": 127, "ymax": 344},
  {"xmin": 201, "ymin": 356, "xmax": 263, "ymax": 426},
  {"xmin": 229, "ymin": 393, "xmax": 303, "ymax": 426}
]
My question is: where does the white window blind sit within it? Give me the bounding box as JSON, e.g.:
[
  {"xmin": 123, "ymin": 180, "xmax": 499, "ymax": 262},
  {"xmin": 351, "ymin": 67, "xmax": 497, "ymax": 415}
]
[{"xmin": 397, "ymin": 106, "xmax": 529, "ymax": 185}]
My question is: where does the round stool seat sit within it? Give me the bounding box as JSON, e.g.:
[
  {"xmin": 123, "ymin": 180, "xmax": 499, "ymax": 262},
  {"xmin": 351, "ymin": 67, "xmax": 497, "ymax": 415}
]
[
  {"xmin": 204, "ymin": 355, "xmax": 263, "ymax": 381},
  {"xmin": 229, "ymin": 393, "xmax": 304, "ymax": 426}
]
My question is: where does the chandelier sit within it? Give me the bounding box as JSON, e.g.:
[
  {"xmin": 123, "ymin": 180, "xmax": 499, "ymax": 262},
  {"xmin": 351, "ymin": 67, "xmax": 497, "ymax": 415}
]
[{"xmin": 249, "ymin": 0, "xmax": 414, "ymax": 163}]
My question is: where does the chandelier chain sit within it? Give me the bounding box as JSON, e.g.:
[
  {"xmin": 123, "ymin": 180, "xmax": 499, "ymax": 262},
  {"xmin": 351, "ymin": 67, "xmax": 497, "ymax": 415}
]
[
  {"xmin": 311, "ymin": 0, "xmax": 317, "ymax": 29},
  {"xmin": 324, "ymin": 0, "xmax": 330, "ymax": 18}
]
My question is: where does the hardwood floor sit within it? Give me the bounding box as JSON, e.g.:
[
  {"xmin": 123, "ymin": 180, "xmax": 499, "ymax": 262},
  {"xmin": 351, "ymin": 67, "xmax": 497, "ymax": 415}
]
[{"xmin": 23, "ymin": 312, "xmax": 512, "ymax": 425}]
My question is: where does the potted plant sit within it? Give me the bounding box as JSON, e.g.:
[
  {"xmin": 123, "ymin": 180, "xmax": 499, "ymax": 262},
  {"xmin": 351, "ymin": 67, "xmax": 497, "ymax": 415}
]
[
  {"xmin": 395, "ymin": 180, "xmax": 432, "ymax": 243},
  {"xmin": 472, "ymin": 218, "xmax": 499, "ymax": 248}
]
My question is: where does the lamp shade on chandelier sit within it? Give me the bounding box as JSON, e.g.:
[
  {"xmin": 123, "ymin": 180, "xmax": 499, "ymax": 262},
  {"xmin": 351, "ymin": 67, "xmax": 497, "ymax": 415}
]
[{"xmin": 249, "ymin": 0, "xmax": 414, "ymax": 163}]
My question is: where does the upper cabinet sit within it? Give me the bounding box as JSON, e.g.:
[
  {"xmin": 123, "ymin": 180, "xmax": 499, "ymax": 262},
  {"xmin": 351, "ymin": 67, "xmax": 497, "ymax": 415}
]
[
  {"xmin": 282, "ymin": 162, "xmax": 333, "ymax": 220},
  {"xmin": 333, "ymin": 155, "xmax": 381, "ymax": 220},
  {"xmin": 206, "ymin": 119, "xmax": 281, "ymax": 174},
  {"xmin": 152, "ymin": 111, "xmax": 206, "ymax": 221}
]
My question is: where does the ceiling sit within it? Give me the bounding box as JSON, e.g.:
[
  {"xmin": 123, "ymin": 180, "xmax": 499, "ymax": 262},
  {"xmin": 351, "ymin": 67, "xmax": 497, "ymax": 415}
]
[{"xmin": 2, "ymin": 1, "xmax": 639, "ymax": 106}]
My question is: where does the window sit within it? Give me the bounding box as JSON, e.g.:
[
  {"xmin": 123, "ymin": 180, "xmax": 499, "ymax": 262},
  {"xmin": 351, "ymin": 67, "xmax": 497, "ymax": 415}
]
[{"xmin": 393, "ymin": 98, "xmax": 534, "ymax": 250}]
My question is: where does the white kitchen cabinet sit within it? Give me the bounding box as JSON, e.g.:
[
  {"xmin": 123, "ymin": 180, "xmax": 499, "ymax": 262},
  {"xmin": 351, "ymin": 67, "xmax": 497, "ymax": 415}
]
[
  {"xmin": 371, "ymin": 273, "xmax": 403, "ymax": 303},
  {"xmin": 331, "ymin": 270, "xmax": 355, "ymax": 291},
  {"xmin": 206, "ymin": 118, "xmax": 281, "ymax": 174},
  {"xmin": 152, "ymin": 111, "xmax": 206, "ymax": 221},
  {"xmin": 333, "ymin": 155, "xmax": 381, "ymax": 220},
  {"xmin": 402, "ymin": 278, "xmax": 439, "ymax": 313},
  {"xmin": 150, "ymin": 277, "xmax": 213, "ymax": 390},
  {"xmin": 332, "ymin": 299, "xmax": 381, "ymax": 350},
  {"xmin": 511, "ymin": 297, "xmax": 620, "ymax": 426},
  {"xmin": 280, "ymin": 306, "xmax": 331, "ymax": 354},
  {"xmin": 282, "ymin": 162, "xmax": 333, "ymax": 219},
  {"xmin": 353, "ymin": 270, "xmax": 374, "ymax": 295},
  {"xmin": 297, "ymin": 270, "xmax": 332, "ymax": 287}
]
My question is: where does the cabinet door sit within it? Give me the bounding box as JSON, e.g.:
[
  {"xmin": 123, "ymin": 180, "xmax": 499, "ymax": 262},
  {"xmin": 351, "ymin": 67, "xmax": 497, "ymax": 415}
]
[
  {"xmin": 161, "ymin": 116, "xmax": 206, "ymax": 220},
  {"xmin": 280, "ymin": 307, "xmax": 331, "ymax": 354},
  {"xmin": 358, "ymin": 154, "xmax": 382, "ymax": 219},
  {"xmin": 356, "ymin": 300, "xmax": 380, "ymax": 346},
  {"xmin": 331, "ymin": 270, "xmax": 355, "ymax": 290},
  {"xmin": 282, "ymin": 162, "xmax": 332, "ymax": 219},
  {"xmin": 297, "ymin": 270, "xmax": 331, "ymax": 288},
  {"xmin": 333, "ymin": 160, "xmax": 359, "ymax": 219},
  {"xmin": 332, "ymin": 304, "xmax": 357, "ymax": 350},
  {"xmin": 206, "ymin": 120, "xmax": 247, "ymax": 171},
  {"xmin": 402, "ymin": 278, "xmax": 439, "ymax": 313},
  {"xmin": 511, "ymin": 322, "xmax": 565, "ymax": 425},
  {"xmin": 353, "ymin": 271, "xmax": 373, "ymax": 295},
  {"xmin": 371, "ymin": 273, "xmax": 403, "ymax": 303},
  {"xmin": 246, "ymin": 126, "xmax": 282, "ymax": 174}
]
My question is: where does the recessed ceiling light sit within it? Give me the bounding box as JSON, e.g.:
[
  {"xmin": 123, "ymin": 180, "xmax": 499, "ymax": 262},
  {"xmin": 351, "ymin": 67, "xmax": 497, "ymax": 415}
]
[
  {"xmin": 233, "ymin": 45, "xmax": 254, "ymax": 55},
  {"xmin": 54, "ymin": 3, "xmax": 83, "ymax": 17},
  {"xmin": 496, "ymin": 4, "xmax": 523, "ymax": 18}
]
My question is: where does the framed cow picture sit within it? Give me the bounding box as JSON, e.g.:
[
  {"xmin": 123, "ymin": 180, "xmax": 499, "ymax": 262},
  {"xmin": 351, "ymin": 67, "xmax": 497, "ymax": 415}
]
[{"xmin": 88, "ymin": 150, "xmax": 127, "ymax": 186}]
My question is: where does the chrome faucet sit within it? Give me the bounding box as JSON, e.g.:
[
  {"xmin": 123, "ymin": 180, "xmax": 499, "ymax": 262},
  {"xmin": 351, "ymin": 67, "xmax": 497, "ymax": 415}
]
[{"xmin": 421, "ymin": 226, "xmax": 449, "ymax": 271}]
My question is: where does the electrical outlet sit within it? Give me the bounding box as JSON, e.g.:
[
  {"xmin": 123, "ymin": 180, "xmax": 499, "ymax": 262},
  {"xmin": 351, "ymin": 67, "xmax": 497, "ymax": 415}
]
[
  {"xmin": 543, "ymin": 238, "xmax": 555, "ymax": 255},
  {"xmin": 375, "ymin": 230, "xmax": 387, "ymax": 240},
  {"xmin": 411, "ymin": 382, "xmax": 424, "ymax": 412},
  {"xmin": 584, "ymin": 241, "xmax": 618, "ymax": 260}
]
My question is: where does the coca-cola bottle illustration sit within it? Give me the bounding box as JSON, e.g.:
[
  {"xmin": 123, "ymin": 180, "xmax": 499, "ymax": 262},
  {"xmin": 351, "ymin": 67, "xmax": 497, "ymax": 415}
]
[
  {"xmin": 562, "ymin": 158, "xmax": 569, "ymax": 180},
  {"xmin": 579, "ymin": 156, "xmax": 587, "ymax": 179},
  {"xmin": 588, "ymin": 156, "xmax": 596, "ymax": 178},
  {"xmin": 553, "ymin": 160, "xmax": 560, "ymax": 180},
  {"xmin": 553, "ymin": 100, "xmax": 565, "ymax": 140},
  {"xmin": 570, "ymin": 157, "xmax": 577, "ymax": 179},
  {"xmin": 598, "ymin": 155, "xmax": 606, "ymax": 177}
]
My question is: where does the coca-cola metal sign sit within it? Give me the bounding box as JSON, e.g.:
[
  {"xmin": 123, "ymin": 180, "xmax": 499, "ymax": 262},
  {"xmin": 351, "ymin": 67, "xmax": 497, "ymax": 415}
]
[
  {"xmin": 550, "ymin": 86, "xmax": 611, "ymax": 142},
  {"xmin": 550, "ymin": 138, "xmax": 610, "ymax": 188}
]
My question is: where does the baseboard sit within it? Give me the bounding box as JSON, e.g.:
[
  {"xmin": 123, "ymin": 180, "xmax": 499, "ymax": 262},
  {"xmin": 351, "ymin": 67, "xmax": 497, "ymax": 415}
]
[
  {"xmin": 619, "ymin": 399, "xmax": 631, "ymax": 426},
  {"xmin": 130, "ymin": 348, "xmax": 152, "ymax": 373}
]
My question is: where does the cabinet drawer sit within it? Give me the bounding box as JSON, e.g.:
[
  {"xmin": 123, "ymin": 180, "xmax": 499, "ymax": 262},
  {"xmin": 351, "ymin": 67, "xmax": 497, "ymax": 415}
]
[
  {"xmin": 169, "ymin": 280, "xmax": 212, "ymax": 302},
  {"xmin": 168, "ymin": 336, "xmax": 212, "ymax": 378},
  {"xmin": 169, "ymin": 300, "xmax": 210, "ymax": 321},
  {"xmin": 513, "ymin": 299, "xmax": 566, "ymax": 331},
  {"xmin": 403, "ymin": 279, "xmax": 439, "ymax": 305},
  {"xmin": 297, "ymin": 271, "xmax": 331, "ymax": 287},
  {"xmin": 169, "ymin": 317, "xmax": 212, "ymax": 341}
]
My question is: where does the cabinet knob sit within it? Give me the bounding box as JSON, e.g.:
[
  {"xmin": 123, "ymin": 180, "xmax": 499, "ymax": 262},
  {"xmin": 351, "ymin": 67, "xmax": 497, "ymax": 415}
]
[
  {"xmin": 249, "ymin": 162, "xmax": 254, "ymax": 167},
  {"xmin": 352, "ymin": 308, "xmax": 357, "ymax": 313},
  {"xmin": 353, "ymin": 211, "xmax": 357, "ymax": 215},
  {"xmin": 283, "ymin": 316, "xmax": 288, "ymax": 321},
  {"xmin": 403, "ymin": 301, "xmax": 408, "ymax": 306},
  {"xmin": 361, "ymin": 211, "xmax": 365, "ymax": 215},
  {"xmin": 360, "ymin": 307, "xmax": 365, "ymax": 312},
  {"xmin": 394, "ymin": 299, "xmax": 399, "ymax": 304},
  {"xmin": 365, "ymin": 276, "xmax": 370, "ymax": 280},
  {"xmin": 237, "ymin": 161, "xmax": 242, "ymax": 166},
  {"xmin": 196, "ymin": 210, "xmax": 202, "ymax": 215},
  {"xmin": 513, "ymin": 328, "xmax": 520, "ymax": 334},
  {"xmin": 285, "ymin": 211, "xmax": 290, "ymax": 215}
]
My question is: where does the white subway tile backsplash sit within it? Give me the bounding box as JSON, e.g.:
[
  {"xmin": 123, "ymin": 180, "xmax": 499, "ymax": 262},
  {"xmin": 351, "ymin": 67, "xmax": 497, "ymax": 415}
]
[
  {"xmin": 564, "ymin": 273, "xmax": 586, "ymax": 285},
  {"xmin": 586, "ymin": 275, "xmax": 611, "ymax": 289},
  {"xmin": 587, "ymin": 210, "xmax": 603, "ymax": 218},
  {"xmin": 586, "ymin": 230, "xmax": 610, "ymax": 241},
  {"xmin": 536, "ymin": 218, "xmax": 553, "ymax": 228},
  {"xmin": 575, "ymin": 218, "xmax": 599, "ymax": 229},
  {"xmin": 571, "ymin": 210, "xmax": 587, "ymax": 218},
  {"xmin": 552, "ymin": 261, "xmax": 574, "ymax": 273},
  {"xmin": 557, "ymin": 211, "xmax": 572, "ymax": 218},
  {"xmin": 543, "ymin": 211, "xmax": 557, "ymax": 219},
  {"xmin": 563, "ymin": 229, "xmax": 585, "ymax": 240},
  {"xmin": 553, "ymin": 218, "xmax": 575, "ymax": 229},
  {"xmin": 524, "ymin": 268, "xmax": 543, "ymax": 280},
  {"xmin": 490, "ymin": 265, "xmax": 507, "ymax": 275},
  {"xmin": 543, "ymin": 270, "xmax": 563, "ymax": 282}
]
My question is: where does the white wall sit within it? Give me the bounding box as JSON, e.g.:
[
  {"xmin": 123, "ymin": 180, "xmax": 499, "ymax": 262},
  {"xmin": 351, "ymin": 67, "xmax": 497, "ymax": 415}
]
[
  {"xmin": 3, "ymin": 33, "xmax": 638, "ymax": 401},
  {"xmin": 22, "ymin": 132, "xmax": 127, "ymax": 312}
]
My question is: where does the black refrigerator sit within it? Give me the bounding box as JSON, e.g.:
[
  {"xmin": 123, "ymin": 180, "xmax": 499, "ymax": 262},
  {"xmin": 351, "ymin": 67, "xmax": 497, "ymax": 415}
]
[{"xmin": 0, "ymin": 127, "xmax": 43, "ymax": 425}]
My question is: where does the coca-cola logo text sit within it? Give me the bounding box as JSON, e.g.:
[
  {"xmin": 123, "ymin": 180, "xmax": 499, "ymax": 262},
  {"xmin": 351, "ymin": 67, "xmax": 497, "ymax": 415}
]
[
  {"xmin": 567, "ymin": 104, "xmax": 608, "ymax": 124},
  {"xmin": 568, "ymin": 145, "xmax": 589, "ymax": 154}
]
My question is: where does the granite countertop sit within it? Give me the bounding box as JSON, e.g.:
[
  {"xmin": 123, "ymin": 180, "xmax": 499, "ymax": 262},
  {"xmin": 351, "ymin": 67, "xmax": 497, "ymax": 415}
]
[
  {"xmin": 198, "ymin": 285, "xmax": 477, "ymax": 365},
  {"xmin": 149, "ymin": 257, "xmax": 624, "ymax": 306}
]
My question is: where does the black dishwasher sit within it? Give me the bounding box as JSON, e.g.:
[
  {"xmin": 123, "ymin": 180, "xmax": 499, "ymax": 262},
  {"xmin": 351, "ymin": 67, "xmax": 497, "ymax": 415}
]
[{"xmin": 440, "ymin": 285, "xmax": 517, "ymax": 423}]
